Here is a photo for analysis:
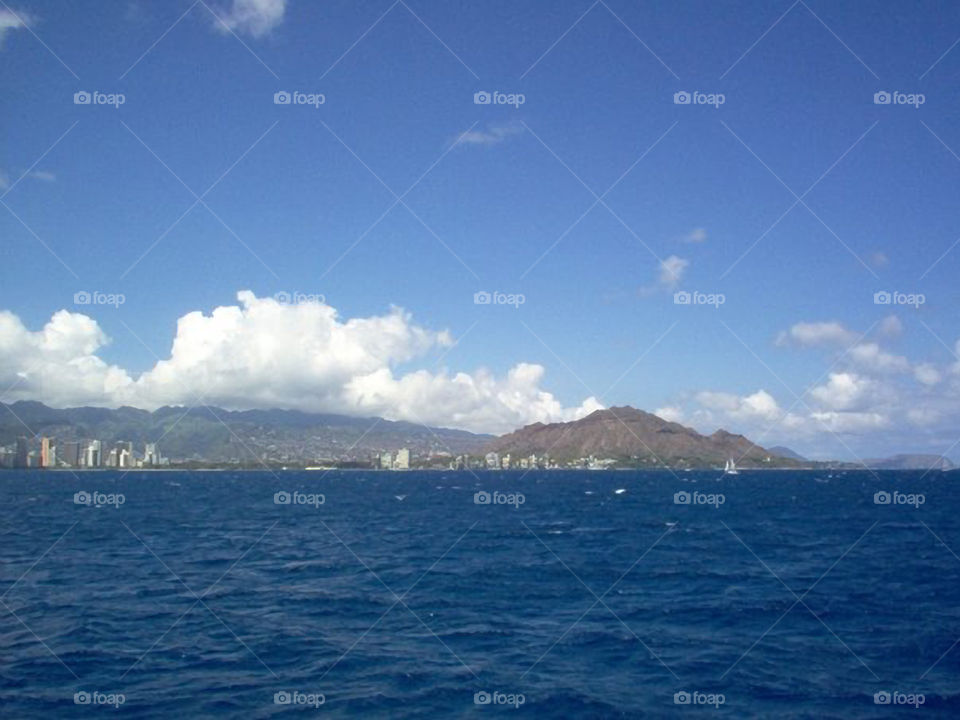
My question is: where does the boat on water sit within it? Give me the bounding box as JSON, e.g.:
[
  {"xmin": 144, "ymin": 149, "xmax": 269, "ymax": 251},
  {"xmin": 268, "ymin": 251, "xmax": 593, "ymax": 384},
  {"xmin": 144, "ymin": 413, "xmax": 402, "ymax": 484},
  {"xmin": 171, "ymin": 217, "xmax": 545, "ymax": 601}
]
[{"xmin": 724, "ymin": 458, "xmax": 739, "ymax": 475}]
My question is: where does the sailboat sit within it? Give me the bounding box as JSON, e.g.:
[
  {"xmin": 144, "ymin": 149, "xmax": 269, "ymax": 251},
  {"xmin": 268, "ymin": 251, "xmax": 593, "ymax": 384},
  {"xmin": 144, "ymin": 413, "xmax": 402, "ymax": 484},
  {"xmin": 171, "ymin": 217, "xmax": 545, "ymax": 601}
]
[{"xmin": 724, "ymin": 458, "xmax": 739, "ymax": 475}]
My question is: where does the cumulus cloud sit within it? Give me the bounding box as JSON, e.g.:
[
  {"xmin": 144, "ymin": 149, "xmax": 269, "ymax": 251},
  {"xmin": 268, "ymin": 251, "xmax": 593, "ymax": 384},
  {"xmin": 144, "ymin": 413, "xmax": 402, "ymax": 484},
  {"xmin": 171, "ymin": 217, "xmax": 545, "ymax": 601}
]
[
  {"xmin": 211, "ymin": 0, "xmax": 285, "ymax": 37},
  {"xmin": 680, "ymin": 227, "xmax": 707, "ymax": 243},
  {"xmin": 0, "ymin": 310, "xmax": 133, "ymax": 406},
  {"xmin": 0, "ymin": 292, "xmax": 600, "ymax": 435},
  {"xmin": 455, "ymin": 123, "xmax": 524, "ymax": 147},
  {"xmin": 809, "ymin": 372, "xmax": 877, "ymax": 411},
  {"xmin": 0, "ymin": 8, "xmax": 29, "ymax": 47},
  {"xmin": 870, "ymin": 251, "xmax": 889, "ymax": 268},
  {"xmin": 914, "ymin": 363, "xmax": 941, "ymax": 386},
  {"xmin": 657, "ymin": 255, "xmax": 688, "ymax": 290},
  {"xmin": 654, "ymin": 405, "xmax": 685, "ymax": 423},
  {"xmin": 878, "ymin": 314, "xmax": 902, "ymax": 337},
  {"xmin": 0, "ymin": 168, "xmax": 55, "ymax": 189},
  {"xmin": 777, "ymin": 321, "xmax": 857, "ymax": 347},
  {"xmin": 847, "ymin": 342, "xmax": 910, "ymax": 373},
  {"xmin": 696, "ymin": 389, "xmax": 784, "ymax": 423},
  {"xmin": 808, "ymin": 411, "xmax": 889, "ymax": 433}
]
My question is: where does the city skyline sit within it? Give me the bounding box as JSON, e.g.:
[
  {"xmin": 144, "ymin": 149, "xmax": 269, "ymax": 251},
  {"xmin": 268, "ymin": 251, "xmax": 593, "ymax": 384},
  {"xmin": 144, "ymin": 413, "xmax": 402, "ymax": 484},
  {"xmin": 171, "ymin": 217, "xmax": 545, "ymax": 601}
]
[{"xmin": 1, "ymin": 1, "xmax": 959, "ymax": 461}]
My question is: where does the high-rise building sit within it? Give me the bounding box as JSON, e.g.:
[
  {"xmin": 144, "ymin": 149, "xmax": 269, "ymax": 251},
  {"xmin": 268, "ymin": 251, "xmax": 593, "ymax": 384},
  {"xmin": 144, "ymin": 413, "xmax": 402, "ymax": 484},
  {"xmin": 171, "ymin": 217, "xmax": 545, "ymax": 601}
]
[
  {"xmin": 485, "ymin": 452, "xmax": 499, "ymax": 469},
  {"xmin": 62, "ymin": 441, "xmax": 82, "ymax": 467},
  {"xmin": 14, "ymin": 436, "xmax": 29, "ymax": 468},
  {"xmin": 119, "ymin": 448, "xmax": 132, "ymax": 468},
  {"xmin": 85, "ymin": 440, "xmax": 101, "ymax": 468},
  {"xmin": 394, "ymin": 448, "xmax": 410, "ymax": 470},
  {"xmin": 39, "ymin": 437, "xmax": 51, "ymax": 468},
  {"xmin": 380, "ymin": 451, "xmax": 392, "ymax": 469},
  {"xmin": 144, "ymin": 442, "xmax": 158, "ymax": 466}
]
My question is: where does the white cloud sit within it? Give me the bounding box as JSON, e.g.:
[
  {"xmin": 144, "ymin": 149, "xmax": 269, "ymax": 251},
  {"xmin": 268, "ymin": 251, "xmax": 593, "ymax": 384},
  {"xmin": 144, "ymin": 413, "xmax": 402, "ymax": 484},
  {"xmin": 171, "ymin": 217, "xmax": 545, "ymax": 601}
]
[
  {"xmin": 777, "ymin": 321, "xmax": 857, "ymax": 347},
  {"xmin": 809, "ymin": 411, "xmax": 888, "ymax": 433},
  {"xmin": 211, "ymin": 0, "xmax": 285, "ymax": 37},
  {"xmin": 907, "ymin": 407, "xmax": 940, "ymax": 426},
  {"xmin": 680, "ymin": 227, "xmax": 707, "ymax": 243},
  {"xmin": 870, "ymin": 251, "xmax": 889, "ymax": 268},
  {"xmin": 658, "ymin": 255, "xmax": 688, "ymax": 290},
  {"xmin": 847, "ymin": 342, "xmax": 910, "ymax": 373},
  {"xmin": 0, "ymin": 8, "xmax": 29, "ymax": 47},
  {"xmin": 0, "ymin": 310, "xmax": 133, "ymax": 406},
  {"xmin": 914, "ymin": 363, "xmax": 941, "ymax": 386},
  {"xmin": 0, "ymin": 168, "xmax": 56, "ymax": 189},
  {"xmin": 809, "ymin": 372, "xmax": 876, "ymax": 411},
  {"xmin": 0, "ymin": 292, "xmax": 600, "ymax": 435},
  {"xmin": 455, "ymin": 123, "xmax": 523, "ymax": 147},
  {"xmin": 654, "ymin": 406, "xmax": 684, "ymax": 423},
  {"xmin": 878, "ymin": 314, "xmax": 902, "ymax": 337},
  {"xmin": 696, "ymin": 389, "xmax": 783, "ymax": 423}
]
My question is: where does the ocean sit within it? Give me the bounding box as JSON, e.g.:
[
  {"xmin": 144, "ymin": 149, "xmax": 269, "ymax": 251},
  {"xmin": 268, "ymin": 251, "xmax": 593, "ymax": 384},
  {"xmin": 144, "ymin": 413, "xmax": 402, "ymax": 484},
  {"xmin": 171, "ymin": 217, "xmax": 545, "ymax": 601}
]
[{"xmin": 1, "ymin": 469, "xmax": 958, "ymax": 718}]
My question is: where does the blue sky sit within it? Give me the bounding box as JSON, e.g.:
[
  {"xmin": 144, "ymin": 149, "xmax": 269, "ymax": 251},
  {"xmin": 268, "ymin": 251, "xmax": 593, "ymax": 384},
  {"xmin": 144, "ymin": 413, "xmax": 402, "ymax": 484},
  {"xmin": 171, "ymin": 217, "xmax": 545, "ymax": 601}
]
[{"xmin": 1, "ymin": 0, "xmax": 959, "ymax": 459}]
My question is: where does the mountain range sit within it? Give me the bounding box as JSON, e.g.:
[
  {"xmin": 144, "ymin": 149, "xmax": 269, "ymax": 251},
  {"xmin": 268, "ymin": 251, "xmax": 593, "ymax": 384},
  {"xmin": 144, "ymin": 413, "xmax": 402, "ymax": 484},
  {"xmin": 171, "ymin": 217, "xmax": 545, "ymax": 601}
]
[
  {"xmin": 0, "ymin": 401, "xmax": 952, "ymax": 469},
  {"xmin": 0, "ymin": 401, "xmax": 490, "ymax": 463},
  {"xmin": 485, "ymin": 406, "xmax": 801, "ymax": 467}
]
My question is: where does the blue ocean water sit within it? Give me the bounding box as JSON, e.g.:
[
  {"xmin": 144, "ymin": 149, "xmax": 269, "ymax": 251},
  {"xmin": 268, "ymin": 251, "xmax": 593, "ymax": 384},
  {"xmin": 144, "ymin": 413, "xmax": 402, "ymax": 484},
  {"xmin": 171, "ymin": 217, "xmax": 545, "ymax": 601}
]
[{"xmin": 1, "ymin": 469, "xmax": 959, "ymax": 718}]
